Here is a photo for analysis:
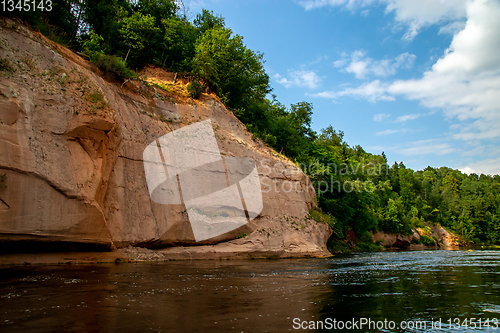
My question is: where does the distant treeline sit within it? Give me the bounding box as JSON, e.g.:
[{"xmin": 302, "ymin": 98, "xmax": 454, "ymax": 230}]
[{"xmin": 6, "ymin": 0, "xmax": 500, "ymax": 247}]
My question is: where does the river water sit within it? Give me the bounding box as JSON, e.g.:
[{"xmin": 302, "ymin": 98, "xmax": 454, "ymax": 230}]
[{"xmin": 1, "ymin": 250, "xmax": 500, "ymax": 332}]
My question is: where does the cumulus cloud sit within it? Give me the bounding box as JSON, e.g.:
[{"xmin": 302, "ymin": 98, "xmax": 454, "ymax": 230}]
[
  {"xmin": 275, "ymin": 69, "xmax": 322, "ymax": 89},
  {"xmin": 336, "ymin": 50, "xmax": 416, "ymax": 79},
  {"xmin": 459, "ymin": 157, "xmax": 500, "ymax": 175},
  {"xmin": 297, "ymin": 0, "xmax": 468, "ymax": 40},
  {"xmin": 388, "ymin": 0, "xmax": 500, "ymax": 141},
  {"xmin": 316, "ymin": 0, "xmax": 500, "ymax": 143},
  {"xmin": 384, "ymin": 0, "xmax": 468, "ymax": 40}
]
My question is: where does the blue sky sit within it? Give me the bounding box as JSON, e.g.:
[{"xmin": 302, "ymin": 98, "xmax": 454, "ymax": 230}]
[{"xmin": 183, "ymin": 0, "xmax": 500, "ymax": 175}]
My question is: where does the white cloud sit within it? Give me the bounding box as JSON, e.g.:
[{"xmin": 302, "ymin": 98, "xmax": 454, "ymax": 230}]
[
  {"xmin": 337, "ymin": 50, "xmax": 416, "ymax": 79},
  {"xmin": 309, "ymin": 55, "xmax": 329, "ymax": 65},
  {"xmin": 297, "ymin": 0, "xmax": 376, "ymax": 11},
  {"xmin": 438, "ymin": 21, "xmax": 467, "ymax": 35},
  {"xmin": 388, "ymin": 0, "xmax": 500, "ymax": 141},
  {"xmin": 459, "ymin": 157, "xmax": 500, "ymax": 175},
  {"xmin": 274, "ymin": 69, "xmax": 322, "ymax": 89},
  {"xmin": 384, "ymin": 0, "xmax": 468, "ymax": 40},
  {"xmin": 461, "ymin": 145, "xmax": 485, "ymax": 157},
  {"xmin": 316, "ymin": 0, "xmax": 500, "ymax": 143},
  {"xmin": 398, "ymin": 142, "xmax": 456, "ymax": 156},
  {"xmin": 376, "ymin": 129, "xmax": 402, "ymax": 135},
  {"xmin": 373, "ymin": 113, "xmax": 390, "ymax": 121},
  {"xmin": 297, "ymin": 0, "xmax": 468, "ymax": 40},
  {"xmin": 312, "ymin": 80, "xmax": 394, "ymax": 102},
  {"xmin": 333, "ymin": 59, "xmax": 348, "ymax": 68},
  {"xmin": 395, "ymin": 113, "xmax": 420, "ymax": 122}
]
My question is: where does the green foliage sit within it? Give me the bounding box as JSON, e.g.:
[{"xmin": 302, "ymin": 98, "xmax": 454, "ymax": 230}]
[
  {"xmin": 82, "ymin": 0, "xmax": 134, "ymax": 50},
  {"xmin": 84, "ymin": 89, "xmax": 108, "ymax": 114},
  {"xmin": 137, "ymin": 0, "xmax": 178, "ymax": 26},
  {"xmin": 0, "ymin": 58, "xmax": 15, "ymax": 73},
  {"xmin": 82, "ymin": 31, "xmax": 107, "ymax": 60},
  {"xmin": 4, "ymin": 0, "xmax": 80, "ymax": 48},
  {"xmin": 118, "ymin": 12, "xmax": 159, "ymax": 63},
  {"xmin": 327, "ymin": 238, "xmax": 351, "ymax": 253},
  {"xmin": 357, "ymin": 231, "xmax": 384, "ymax": 252},
  {"xmin": 161, "ymin": 17, "xmax": 197, "ymax": 70},
  {"xmin": 419, "ymin": 235, "xmax": 436, "ymax": 246},
  {"xmin": 308, "ymin": 208, "xmax": 343, "ymax": 238},
  {"xmin": 96, "ymin": 54, "xmax": 136, "ymax": 80},
  {"xmin": 238, "ymin": 99, "xmax": 316, "ymax": 159},
  {"xmin": 88, "ymin": 90, "xmax": 103, "ymax": 103},
  {"xmin": 191, "ymin": 27, "xmax": 270, "ymax": 110},
  {"xmin": 237, "ymin": 233, "xmax": 248, "ymax": 239},
  {"xmin": 187, "ymin": 80, "xmax": 203, "ymax": 99},
  {"xmin": 82, "ymin": 32, "xmax": 136, "ymax": 82},
  {"xmin": 193, "ymin": 9, "xmax": 225, "ymax": 35}
]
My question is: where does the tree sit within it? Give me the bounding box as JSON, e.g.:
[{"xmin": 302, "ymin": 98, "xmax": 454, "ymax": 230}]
[
  {"xmin": 83, "ymin": 0, "xmax": 133, "ymax": 50},
  {"xmin": 118, "ymin": 12, "xmax": 159, "ymax": 64},
  {"xmin": 161, "ymin": 17, "xmax": 197, "ymax": 71},
  {"xmin": 136, "ymin": 0, "xmax": 178, "ymax": 26},
  {"xmin": 192, "ymin": 27, "xmax": 270, "ymax": 109},
  {"xmin": 193, "ymin": 9, "xmax": 225, "ymax": 35}
]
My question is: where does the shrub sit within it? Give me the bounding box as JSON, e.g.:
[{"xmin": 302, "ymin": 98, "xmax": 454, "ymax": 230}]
[
  {"xmin": 308, "ymin": 208, "xmax": 343, "ymax": 238},
  {"xmin": 82, "ymin": 31, "xmax": 106, "ymax": 57},
  {"xmin": 327, "ymin": 238, "xmax": 350, "ymax": 254},
  {"xmin": 0, "ymin": 58, "xmax": 15, "ymax": 73},
  {"xmin": 187, "ymin": 80, "xmax": 203, "ymax": 99},
  {"xmin": 93, "ymin": 53, "xmax": 136, "ymax": 81},
  {"xmin": 86, "ymin": 90, "xmax": 108, "ymax": 109},
  {"xmin": 357, "ymin": 230, "xmax": 383, "ymax": 252},
  {"xmin": 83, "ymin": 31, "xmax": 135, "ymax": 81},
  {"xmin": 420, "ymin": 234, "xmax": 436, "ymax": 246},
  {"xmin": 263, "ymin": 133, "xmax": 277, "ymax": 146}
]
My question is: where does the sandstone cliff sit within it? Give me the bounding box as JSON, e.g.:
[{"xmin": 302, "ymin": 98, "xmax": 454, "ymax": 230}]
[
  {"xmin": 372, "ymin": 224, "xmax": 461, "ymax": 249},
  {"xmin": 0, "ymin": 17, "xmax": 332, "ymax": 260}
]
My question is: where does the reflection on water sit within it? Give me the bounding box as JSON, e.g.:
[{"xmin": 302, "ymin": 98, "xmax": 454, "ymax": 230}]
[{"xmin": 1, "ymin": 250, "xmax": 500, "ymax": 332}]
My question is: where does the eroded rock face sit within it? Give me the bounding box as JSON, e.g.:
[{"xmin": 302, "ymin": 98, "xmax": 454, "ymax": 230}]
[
  {"xmin": 0, "ymin": 17, "xmax": 331, "ymax": 257},
  {"xmin": 372, "ymin": 225, "xmax": 460, "ymax": 249}
]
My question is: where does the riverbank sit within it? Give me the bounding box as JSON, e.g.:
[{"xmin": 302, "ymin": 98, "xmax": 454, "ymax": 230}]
[
  {"xmin": 0, "ymin": 241, "xmax": 333, "ymax": 266},
  {"xmin": 0, "ymin": 223, "xmax": 465, "ymax": 266}
]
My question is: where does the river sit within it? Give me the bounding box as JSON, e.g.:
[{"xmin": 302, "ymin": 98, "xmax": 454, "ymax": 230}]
[{"xmin": 1, "ymin": 250, "xmax": 500, "ymax": 332}]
